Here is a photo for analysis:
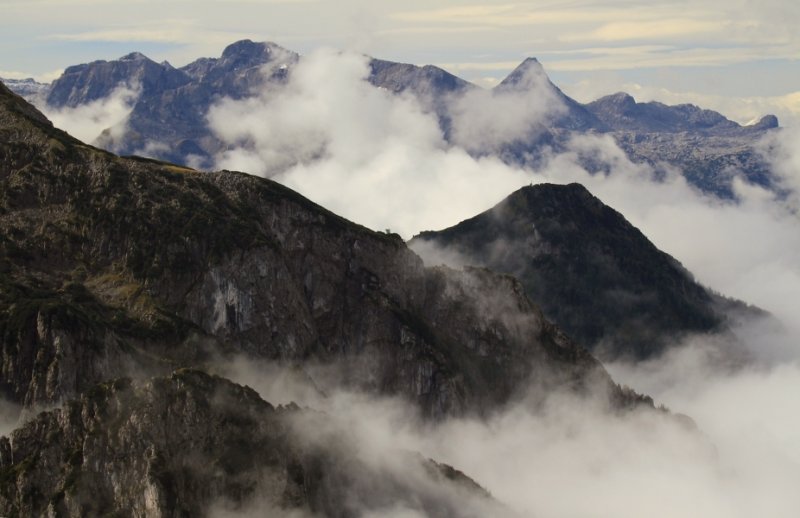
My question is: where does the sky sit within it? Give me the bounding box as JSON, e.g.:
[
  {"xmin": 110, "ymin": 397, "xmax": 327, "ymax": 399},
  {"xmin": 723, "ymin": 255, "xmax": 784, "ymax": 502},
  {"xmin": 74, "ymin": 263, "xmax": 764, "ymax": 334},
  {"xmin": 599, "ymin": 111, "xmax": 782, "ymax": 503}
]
[{"xmin": 1, "ymin": 0, "xmax": 799, "ymax": 125}]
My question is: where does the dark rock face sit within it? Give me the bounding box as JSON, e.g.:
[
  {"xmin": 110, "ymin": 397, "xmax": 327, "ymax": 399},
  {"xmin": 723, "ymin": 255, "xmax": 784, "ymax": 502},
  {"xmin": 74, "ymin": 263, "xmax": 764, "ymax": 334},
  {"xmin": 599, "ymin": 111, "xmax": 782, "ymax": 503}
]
[
  {"xmin": 0, "ymin": 370, "xmax": 508, "ymax": 517},
  {"xmin": 411, "ymin": 183, "xmax": 759, "ymax": 360},
  {"xmin": 0, "ymin": 82, "xmax": 640, "ymax": 419}
]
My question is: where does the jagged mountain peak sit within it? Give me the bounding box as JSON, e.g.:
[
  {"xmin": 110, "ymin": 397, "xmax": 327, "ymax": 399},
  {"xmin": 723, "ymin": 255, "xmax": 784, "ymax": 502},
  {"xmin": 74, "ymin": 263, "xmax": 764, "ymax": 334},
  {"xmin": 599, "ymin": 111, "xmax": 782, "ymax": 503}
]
[
  {"xmin": 497, "ymin": 57, "xmax": 549, "ymax": 90},
  {"xmin": 597, "ymin": 91, "xmax": 637, "ymax": 108},
  {"xmin": 46, "ymin": 49, "xmax": 191, "ymax": 108}
]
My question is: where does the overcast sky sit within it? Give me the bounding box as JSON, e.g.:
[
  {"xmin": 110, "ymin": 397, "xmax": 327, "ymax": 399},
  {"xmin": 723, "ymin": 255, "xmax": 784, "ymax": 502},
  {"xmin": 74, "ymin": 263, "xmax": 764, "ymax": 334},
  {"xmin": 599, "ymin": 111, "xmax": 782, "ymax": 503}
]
[{"xmin": 1, "ymin": 0, "xmax": 799, "ymax": 124}]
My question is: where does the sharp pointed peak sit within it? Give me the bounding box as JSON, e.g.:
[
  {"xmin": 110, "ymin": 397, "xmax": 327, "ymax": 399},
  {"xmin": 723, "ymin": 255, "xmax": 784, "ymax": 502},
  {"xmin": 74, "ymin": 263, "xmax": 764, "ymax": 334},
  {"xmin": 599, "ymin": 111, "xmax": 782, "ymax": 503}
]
[{"xmin": 497, "ymin": 56, "xmax": 551, "ymax": 91}]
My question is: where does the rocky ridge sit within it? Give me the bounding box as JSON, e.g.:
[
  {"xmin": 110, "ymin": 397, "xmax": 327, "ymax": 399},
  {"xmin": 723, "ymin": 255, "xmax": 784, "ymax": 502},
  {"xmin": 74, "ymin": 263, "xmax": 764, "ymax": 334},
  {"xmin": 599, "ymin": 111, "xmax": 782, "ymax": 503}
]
[{"xmin": 411, "ymin": 183, "xmax": 763, "ymax": 360}]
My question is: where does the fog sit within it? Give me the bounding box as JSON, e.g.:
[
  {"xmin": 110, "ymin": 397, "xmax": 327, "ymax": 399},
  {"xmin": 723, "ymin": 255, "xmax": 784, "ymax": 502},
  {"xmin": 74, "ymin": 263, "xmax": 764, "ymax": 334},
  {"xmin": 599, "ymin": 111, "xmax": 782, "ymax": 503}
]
[
  {"xmin": 207, "ymin": 49, "xmax": 538, "ymax": 237},
  {"xmin": 36, "ymin": 82, "xmax": 139, "ymax": 144},
  {"xmin": 202, "ymin": 48, "xmax": 800, "ymax": 517},
  {"xmin": 214, "ymin": 341, "xmax": 798, "ymax": 518}
]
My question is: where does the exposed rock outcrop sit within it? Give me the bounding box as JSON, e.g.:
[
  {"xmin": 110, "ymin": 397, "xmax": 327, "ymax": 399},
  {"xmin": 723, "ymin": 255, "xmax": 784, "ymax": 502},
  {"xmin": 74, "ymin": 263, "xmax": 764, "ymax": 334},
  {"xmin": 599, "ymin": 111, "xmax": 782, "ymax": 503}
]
[{"xmin": 0, "ymin": 369, "xmax": 509, "ymax": 517}]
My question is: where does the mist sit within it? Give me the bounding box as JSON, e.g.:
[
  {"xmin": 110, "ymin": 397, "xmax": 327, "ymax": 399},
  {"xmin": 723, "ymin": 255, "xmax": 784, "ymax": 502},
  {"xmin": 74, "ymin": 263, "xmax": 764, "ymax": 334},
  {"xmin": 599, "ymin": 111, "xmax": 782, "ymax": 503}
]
[
  {"xmin": 200, "ymin": 47, "xmax": 800, "ymax": 517},
  {"xmin": 207, "ymin": 48, "xmax": 539, "ymax": 237},
  {"xmin": 212, "ymin": 343, "xmax": 797, "ymax": 518},
  {"xmin": 36, "ymin": 83, "xmax": 139, "ymax": 145}
]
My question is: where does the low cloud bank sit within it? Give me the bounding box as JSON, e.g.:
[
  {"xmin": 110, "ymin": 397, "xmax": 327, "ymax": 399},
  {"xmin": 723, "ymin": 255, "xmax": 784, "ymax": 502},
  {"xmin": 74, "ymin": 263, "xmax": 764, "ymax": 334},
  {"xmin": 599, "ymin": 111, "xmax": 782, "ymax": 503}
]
[
  {"xmin": 217, "ymin": 345, "xmax": 800, "ymax": 518},
  {"xmin": 205, "ymin": 48, "xmax": 800, "ymax": 516}
]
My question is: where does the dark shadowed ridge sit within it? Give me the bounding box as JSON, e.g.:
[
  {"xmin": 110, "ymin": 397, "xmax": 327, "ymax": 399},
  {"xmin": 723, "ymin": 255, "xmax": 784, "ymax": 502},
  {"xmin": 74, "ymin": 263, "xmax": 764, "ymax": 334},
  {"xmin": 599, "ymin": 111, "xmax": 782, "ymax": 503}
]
[
  {"xmin": 0, "ymin": 81, "xmax": 651, "ymax": 415},
  {"xmin": 411, "ymin": 182, "xmax": 764, "ymax": 361}
]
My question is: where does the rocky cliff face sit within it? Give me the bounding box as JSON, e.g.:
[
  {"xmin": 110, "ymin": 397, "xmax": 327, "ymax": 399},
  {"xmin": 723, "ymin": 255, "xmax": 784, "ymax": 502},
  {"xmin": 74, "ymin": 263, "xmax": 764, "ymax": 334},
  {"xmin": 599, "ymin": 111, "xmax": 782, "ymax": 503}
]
[
  {"xmin": 0, "ymin": 81, "xmax": 643, "ymax": 419},
  {"xmin": 0, "ymin": 369, "xmax": 508, "ymax": 517},
  {"xmin": 411, "ymin": 183, "xmax": 762, "ymax": 360}
]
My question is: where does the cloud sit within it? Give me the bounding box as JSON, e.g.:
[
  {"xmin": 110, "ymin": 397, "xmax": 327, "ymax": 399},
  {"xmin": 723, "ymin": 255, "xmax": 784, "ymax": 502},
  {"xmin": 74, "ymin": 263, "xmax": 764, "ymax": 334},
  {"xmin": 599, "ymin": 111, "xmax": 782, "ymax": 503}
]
[
  {"xmin": 216, "ymin": 337, "xmax": 800, "ymax": 518},
  {"xmin": 446, "ymin": 62, "xmax": 565, "ymax": 154},
  {"xmin": 206, "ymin": 48, "xmax": 800, "ymax": 342},
  {"xmin": 37, "ymin": 82, "xmax": 139, "ymax": 144},
  {"xmin": 0, "ymin": 398, "xmax": 22, "ymax": 438},
  {"xmin": 564, "ymin": 19, "xmax": 724, "ymax": 42},
  {"xmin": 208, "ymin": 48, "xmax": 538, "ymax": 238}
]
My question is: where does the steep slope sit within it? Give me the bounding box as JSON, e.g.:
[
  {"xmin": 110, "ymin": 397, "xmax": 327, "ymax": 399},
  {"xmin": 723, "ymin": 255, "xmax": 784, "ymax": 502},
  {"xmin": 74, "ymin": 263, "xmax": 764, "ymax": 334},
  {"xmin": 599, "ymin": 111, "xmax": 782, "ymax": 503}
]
[
  {"xmin": 495, "ymin": 58, "xmax": 602, "ymax": 132},
  {"xmin": 411, "ymin": 183, "xmax": 759, "ymax": 360},
  {"xmin": 0, "ymin": 369, "xmax": 506, "ymax": 517},
  {"xmin": 0, "ymin": 82, "xmax": 642, "ymax": 418}
]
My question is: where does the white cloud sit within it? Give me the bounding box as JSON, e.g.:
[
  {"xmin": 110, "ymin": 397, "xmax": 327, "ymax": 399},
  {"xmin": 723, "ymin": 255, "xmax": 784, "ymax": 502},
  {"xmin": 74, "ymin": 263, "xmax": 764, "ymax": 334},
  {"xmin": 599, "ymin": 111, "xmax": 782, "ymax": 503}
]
[
  {"xmin": 37, "ymin": 82, "xmax": 139, "ymax": 144},
  {"xmin": 208, "ymin": 48, "xmax": 538, "ymax": 238},
  {"xmin": 447, "ymin": 61, "xmax": 565, "ymax": 154}
]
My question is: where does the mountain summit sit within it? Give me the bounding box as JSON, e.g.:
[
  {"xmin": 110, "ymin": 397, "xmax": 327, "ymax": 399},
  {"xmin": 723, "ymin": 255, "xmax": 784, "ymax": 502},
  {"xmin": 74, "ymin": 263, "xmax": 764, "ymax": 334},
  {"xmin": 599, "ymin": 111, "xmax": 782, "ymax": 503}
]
[{"xmin": 412, "ymin": 183, "xmax": 761, "ymax": 360}]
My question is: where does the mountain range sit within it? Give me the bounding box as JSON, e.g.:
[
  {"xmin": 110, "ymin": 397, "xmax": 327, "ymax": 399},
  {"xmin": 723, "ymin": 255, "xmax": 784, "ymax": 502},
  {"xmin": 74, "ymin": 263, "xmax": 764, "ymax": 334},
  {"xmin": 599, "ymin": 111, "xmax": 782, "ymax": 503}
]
[
  {"xmin": 0, "ymin": 82, "xmax": 673, "ymax": 515},
  {"xmin": 2, "ymin": 39, "xmax": 779, "ymax": 198}
]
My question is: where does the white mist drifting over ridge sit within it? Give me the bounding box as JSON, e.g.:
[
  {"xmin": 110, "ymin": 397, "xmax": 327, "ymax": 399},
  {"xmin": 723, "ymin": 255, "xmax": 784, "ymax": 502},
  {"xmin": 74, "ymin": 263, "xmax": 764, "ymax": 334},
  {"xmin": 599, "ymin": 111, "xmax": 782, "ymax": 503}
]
[
  {"xmin": 218, "ymin": 354, "xmax": 800, "ymax": 518},
  {"xmin": 205, "ymin": 48, "xmax": 800, "ymax": 516},
  {"xmin": 36, "ymin": 82, "xmax": 140, "ymax": 145},
  {"xmin": 207, "ymin": 48, "xmax": 554, "ymax": 238}
]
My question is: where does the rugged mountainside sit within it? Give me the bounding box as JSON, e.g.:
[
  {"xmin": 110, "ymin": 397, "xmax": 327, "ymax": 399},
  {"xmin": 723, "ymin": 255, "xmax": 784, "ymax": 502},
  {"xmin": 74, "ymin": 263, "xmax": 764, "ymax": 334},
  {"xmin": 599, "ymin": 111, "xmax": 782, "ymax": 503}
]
[
  {"xmin": 0, "ymin": 369, "xmax": 508, "ymax": 517},
  {"xmin": 411, "ymin": 183, "xmax": 760, "ymax": 360},
  {"xmin": 3, "ymin": 40, "xmax": 777, "ymax": 197},
  {"xmin": 0, "ymin": 81, "xmax": 644, "ymax": 418},
  {"xmin": 580, "ymin": 92, "xmax": 778, "ymax": 195}
]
